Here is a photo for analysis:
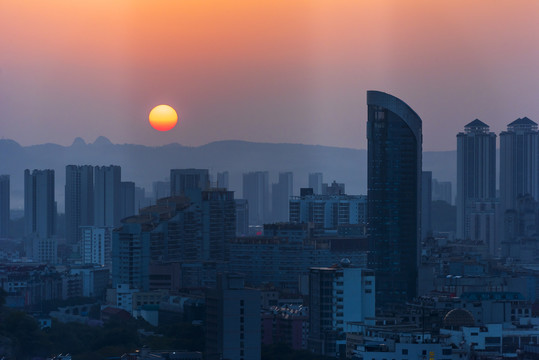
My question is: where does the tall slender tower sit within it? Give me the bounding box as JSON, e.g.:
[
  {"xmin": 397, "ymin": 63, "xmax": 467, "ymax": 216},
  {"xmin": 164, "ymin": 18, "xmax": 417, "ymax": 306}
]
[
  {"xmin": 242, "ymin": 171, "xmax": 269, "ymax": 225},
  {"xmin": 0, "ymin": 175, "xmax": 9, "ymax": 238},
  {"xmin": 271, "ymin": 172, "xmax": 293, "ymax": 222},
  {"xmin": 367, "ymin": 90, "xmax": 422, "ymax": 306},
  {"xmin": 500, "ymin": 117, "xmax": 539, "ymax": 211},
  {"xmin": 65, "ymin": 165, "xmax": 94, "ymax": 244},
  {"xmin": 456, "ymin": 120, "xmax": 496, "ymax": 241},
  {"xmin": 94, "ymin": 165, "xmax": 121, "ymax": 227},
  {"xmin": 25, "ymin": 169, "xmax": 56, "ymax": 238}
]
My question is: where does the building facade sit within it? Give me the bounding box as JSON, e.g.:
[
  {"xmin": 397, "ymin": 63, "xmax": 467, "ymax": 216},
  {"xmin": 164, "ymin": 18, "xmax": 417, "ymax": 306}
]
[
  {"xmin": 0, "ymin": 175, "xmax": 9, "ymax": 238},
  {"xmin": 24, "ymin": 169, "xmax": 56, "ymax": 239},
  {"xmin": 456, "ymin": 120, "xmax": 497, "ymax": 240},
  {"xmin": 65, "ymin": 165, "xmax": 94, "ymax": 244},
  {"xmin": 242, "ymin": 171, "xmax": 269, "ymax": 225},
  {"xmin": 366, "ymin": 90, "xmax": 422, "ymax": 305},
  {"xmin": 94, "ymin": 165, "xmax": 121, "ymax": 227},
  {"xmin": 308, "ymin": 264, "xmax": 375, "ymax": 357}
]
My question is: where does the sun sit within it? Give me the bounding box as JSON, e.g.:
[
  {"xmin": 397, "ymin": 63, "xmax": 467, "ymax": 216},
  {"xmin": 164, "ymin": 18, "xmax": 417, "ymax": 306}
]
[{"xmin": 149, "ymin": 105, "xmax": 178, "ymax": 131}]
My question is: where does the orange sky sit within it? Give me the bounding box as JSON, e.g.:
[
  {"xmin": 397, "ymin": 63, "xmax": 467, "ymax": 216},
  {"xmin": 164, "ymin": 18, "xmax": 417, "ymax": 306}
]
[{"xmin": 1, "ymin": 0, "xmax": 539, "ymax": 150}]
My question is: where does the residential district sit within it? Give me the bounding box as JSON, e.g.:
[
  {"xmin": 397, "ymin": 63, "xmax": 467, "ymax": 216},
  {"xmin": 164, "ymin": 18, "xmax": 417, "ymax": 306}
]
[{"xmin": 1, "ymin": 92, "xmax": 539, "ymax": 359}]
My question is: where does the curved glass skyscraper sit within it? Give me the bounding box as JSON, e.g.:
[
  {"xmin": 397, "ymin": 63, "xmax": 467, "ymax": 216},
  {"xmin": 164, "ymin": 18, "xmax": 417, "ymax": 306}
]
[{"xmin": 367, "ymin": 91, "xmax": 422, "ymax": 306}]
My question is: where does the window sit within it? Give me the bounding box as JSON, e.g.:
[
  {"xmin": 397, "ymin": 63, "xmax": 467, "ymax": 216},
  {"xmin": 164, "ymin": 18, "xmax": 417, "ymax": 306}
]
[{"xmin": 402, "ymin": 349, "xmax": 408, "ymax": 355}]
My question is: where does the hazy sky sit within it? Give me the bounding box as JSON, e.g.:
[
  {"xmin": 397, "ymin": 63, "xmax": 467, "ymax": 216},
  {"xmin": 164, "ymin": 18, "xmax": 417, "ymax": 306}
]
[{"xmin": 1, "ymin": 0, "xmax": 538, "ymax": 151}]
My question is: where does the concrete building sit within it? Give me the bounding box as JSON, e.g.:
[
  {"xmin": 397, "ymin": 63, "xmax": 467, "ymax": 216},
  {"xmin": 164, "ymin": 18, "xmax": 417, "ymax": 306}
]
[
  {"xmin": 205, "ymin": 273, "xmax": 261, "ymax": 360},
  {"xmin": 216, "ymin": 171, "xmax": 229, "ymax": 189},
  {"xmin": 432, "ymin": 178, "xmax": 452, "ymax": 205},
  {"xmin": 289, "ymin": 193, "xmax": 367, "ymax": 233},
  {"xmin": 422, "ymin": 171, "xmax": 432, "ymax": 241},
  {"xmin": 235, "ymin": 199, "xmax": 249, "ymax": 236},
  {"xmin": 80, "ymin": 226, "xmax": 112, "ymax": 268},
  {"xmin": 25, "ymin": 169, "xmax": 56, "ymax": 238},
  {"xmin": 308, "ymin": 172, "xmax": 323, "ymax": 195},
  {"xmin": 228, "ymin": 224, "xmax": 368, "ymax": 291},
  {"xmin": 456, "ymin": 120, "xmax": 497, "ymax": 243},
  {"xmin": 242, "ymin": 171, "xmax": 269, "ymax": 225},
  {"xmin": 271, "ymin": 171, "xmax": 293, "ymax": 222},
  {"xmin": 152, "ymin": 180, "xmax": 170, "ymax": 201},
  {"xmin": 120, "ymin": 181, "xmax": 135, "ymax": 220},
  {"xmin": 367, "ymin": 90, "xmax": 422, "ymax": 306},
  {"xmin": 94, "ymin": 165, "xmax": 121, "ymax": 227},
  {"xmin": 170, "ymin": 168, "xmax": 209, "ymax": 196},
  {"xmin": 0, "ymin": 175, "xmax": 9, "ymax": 238},
  {"xmin": 500, "ymin": 117, "xmax": 539, "ymax": 212},
  {"xmin": 308, "ymin": 263, "xmax": 375, "ymax": 357},
  {"xmin": 65, "ymin": 165, "xmax": 94, "ymax": 244}
]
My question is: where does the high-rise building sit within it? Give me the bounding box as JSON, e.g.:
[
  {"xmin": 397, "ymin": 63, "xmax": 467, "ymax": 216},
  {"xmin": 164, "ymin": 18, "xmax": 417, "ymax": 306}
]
[
  {"xmin": 321, "ymin": 181, "xmax": 345, "ymax": 195},
  {"xmin": 120, "ymin": 181, "xmax": 135, "ymax": 220},
  {"xmin": 200, "ymin": 189, "xmax": 236, "ymax": 261},
  {"xmin": 217, "ymin": 171, "xmax": 229, "ymax": 189},
  {"xmin": 289, "ymin": 193, "xmax": 367, "ymax": 234},
  {"xmin": 432, "ymin": 179, "xmax": 453, "ymax": 205},
  {"xmin": 271, "ymin": 172, "xmax": 293, "ymax": 222},
  {"xmin": 152, "ymin": 180, "xmax": 170, "ymax": 201},
  {"xmin": 235, "ymin": 199, "xmax": 249, "ymax": 236},
  {"xmin": 0, "ymin": 175, "xmax": 9, "ymax": 238},
  {"xmin": 94, "ymin": 165, "xmax": 121, "ymax": 227},
  {"xmin": 308, "ymin": 264, "xmax": 375, "ymax": 357},
  {"xmin": 422, "ymin": 171, "xmax": 433, "ymax": 241},
  {"xmin": 367, "ymin": 90, "xmax": 422, "ymax": 305},
  {"xmin": 242, "ymin": 171, "xmax": 269, "ymax": 225},
  {"xmin": 456, "ymin": 120, "xmax": 497, "ymax": 241},
  {"xmin": 81, "ymin": 226, "xmax": 112, "ymax": 268},
  {"xmin": 65, "ymin": 165, "xmax": 94, "ymax": 244},
  {"xmin": 25, "ymin": 169, "xmax": 56, "ymax": 238},
  {"xmin": 500, "ymin": 117, "xmax": 539, "ymax": 212},
  {"xmin": 170, "ymin": 168, "xmax": 209, "ymax": 196},
  {"xmin": 308, "ymin": 173, "xmax": 323, "ymax": 195},
  {"xmin": 205, "ymin": 273, "xmax": 261, "ymax": 360}
]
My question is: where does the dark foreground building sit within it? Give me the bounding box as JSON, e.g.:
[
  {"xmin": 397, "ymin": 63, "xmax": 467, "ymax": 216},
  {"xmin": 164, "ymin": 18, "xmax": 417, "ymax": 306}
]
[{"xmin": 366, "ymin": 90, "xmax": 422, "ymax": 306}]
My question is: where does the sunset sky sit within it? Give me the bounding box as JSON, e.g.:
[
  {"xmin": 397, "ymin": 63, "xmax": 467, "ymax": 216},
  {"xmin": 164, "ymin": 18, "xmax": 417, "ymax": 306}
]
[{"xmin": 1, "ymin": 0, "xmax": 539, "ymax": 150}]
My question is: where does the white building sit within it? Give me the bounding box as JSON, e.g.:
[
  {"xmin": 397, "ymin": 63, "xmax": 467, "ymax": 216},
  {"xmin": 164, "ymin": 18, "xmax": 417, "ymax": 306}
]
[
  {"xmin": 308, "ymin": 262, "xmax": 375, "ymax": 357},
  {"xmin": 80, "ymin": 226, "xmax": 112, "ymax": 268}
]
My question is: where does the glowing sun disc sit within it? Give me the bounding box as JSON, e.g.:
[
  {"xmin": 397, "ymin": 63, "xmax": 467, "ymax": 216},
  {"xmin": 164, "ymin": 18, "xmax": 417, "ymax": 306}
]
[{"xmin": 149, "ymin": 104, "xmax": 178, "ymax": 131}]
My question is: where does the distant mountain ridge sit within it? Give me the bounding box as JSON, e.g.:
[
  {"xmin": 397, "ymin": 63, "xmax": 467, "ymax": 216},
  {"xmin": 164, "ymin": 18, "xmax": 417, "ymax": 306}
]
[{"xmin": 0, "ymin": 137, "xmax": 456, "ymax": 210}]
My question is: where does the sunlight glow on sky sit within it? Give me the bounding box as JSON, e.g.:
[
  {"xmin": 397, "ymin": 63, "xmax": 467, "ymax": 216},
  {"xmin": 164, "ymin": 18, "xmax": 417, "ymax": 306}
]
[{"xmin": 1, "ymin": 0, "xmax": 539, "ymax": 150}]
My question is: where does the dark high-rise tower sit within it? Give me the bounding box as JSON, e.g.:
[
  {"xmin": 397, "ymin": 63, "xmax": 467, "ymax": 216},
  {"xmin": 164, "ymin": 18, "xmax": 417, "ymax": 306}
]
[
  {"xmin": 94, "ymin": 165, "xmax": 121, "ymax": 227},
  {"xmin": 25, "ymin": 169, "xmax": 56, "ymax": 238},
  {"xmin": 367, "ymin": 90, "xmax": 422, "ymax": 306},
  {"xmin": 65, "ymin": 165, "xmax": 94, "ymax": 244},
  {"xmin": 456, "ymin": 120, "xmax": 496, "ymax": 244},
  {"xmin": 500, "ymin": 117, "xmax": 539, "ymax": 212},
  {"xmin": 0, "ymin": 175, "xmax": 9, "ymax": 238}
]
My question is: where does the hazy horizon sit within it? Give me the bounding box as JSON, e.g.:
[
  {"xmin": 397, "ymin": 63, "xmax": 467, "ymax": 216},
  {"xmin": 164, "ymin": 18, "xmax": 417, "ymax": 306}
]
[{"xmin": 2, "ymin": 1, "xmax": 539, "ymax": 151}]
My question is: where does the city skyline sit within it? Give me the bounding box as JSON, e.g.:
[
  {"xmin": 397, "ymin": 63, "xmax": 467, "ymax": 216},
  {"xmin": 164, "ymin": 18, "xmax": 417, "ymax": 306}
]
[{"xmin": 1, "ymin": 1, "xmax": 539, "ymax": 151}]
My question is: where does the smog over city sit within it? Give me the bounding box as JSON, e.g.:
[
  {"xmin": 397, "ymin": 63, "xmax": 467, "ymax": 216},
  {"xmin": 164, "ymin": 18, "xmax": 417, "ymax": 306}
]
[{"xmin": 1, "ymin": 1, "xmax": 539, "ymax": 359}]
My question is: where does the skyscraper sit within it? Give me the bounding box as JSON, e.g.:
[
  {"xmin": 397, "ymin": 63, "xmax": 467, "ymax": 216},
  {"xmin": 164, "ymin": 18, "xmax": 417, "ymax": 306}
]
[
  {"xmin": 367, "ymin": 90, "xmax": 422, "ymax": 305},
  {"xmin": 242, "ymin": 171, "xmax": 269, "ymax": 225},
  {"xmin": 0, "ymin": 175, "xmax": 9, "ymax": 238},
  {"xmin": 271, "ymin": 172, "xmax": 293, "ymax": 222},
  {"xmin": 308, "ymin": 172, "xmax": 323, "ymax": 195},
  {"xmin": 456, "ymin": 120, "xmax": 496, "ymax": 241},
  {"xmin": 94, "ymin": 165, "xmax": 121, "ymax": 227},
  {"xmin": 170, "ymin": 168, "xmax": 209, "ymax": 196},
  {"xmin": 25, "ymin": 169, "xmax": 56, "ymax": 238},
  {"xmin": 120, "ymin": 181, "xmax": 135, "ymax": 220},
  {"xmin": 500, "ymin": 117, "xmax": 539, "ymax": 212},
  {"xmin": 205, "ymin": 273, "xmax": 261, "ymax": 360},
  {"xmin": 217, "ymin": 171, "xmax": 229, "ymax": 189},
  {"xmin": 65, "ymin": 165, "xmax": 94, "ymax": 244},
  {"xmin": 421, "ymin": 171, "xmax": 432, "ymax": 241}
]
